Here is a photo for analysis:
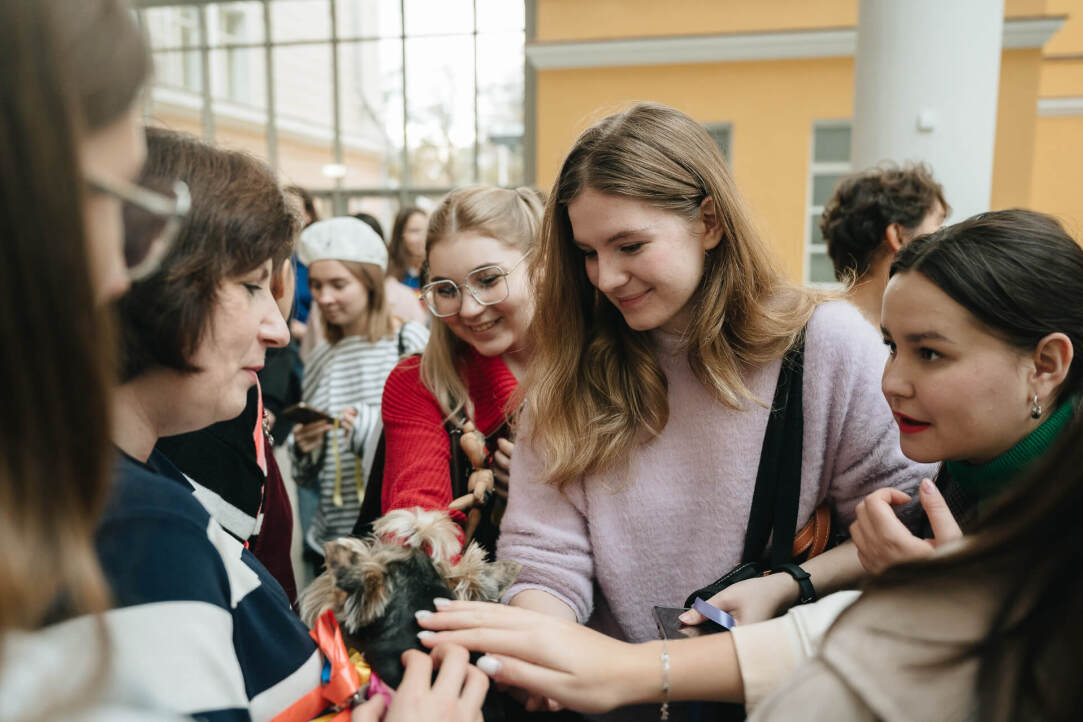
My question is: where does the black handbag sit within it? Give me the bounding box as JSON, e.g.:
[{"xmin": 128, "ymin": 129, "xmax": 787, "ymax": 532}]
[
  {"xmin": 352, "ymin": 409, "xmax": 509, "ymax": 559},
  {"xmin": 683, "ymin": 332, "xmax": 837, "ymax": 722},
  {"xmin": 684, "ymin": 330, "xmax": 836, "ymax": 609}
]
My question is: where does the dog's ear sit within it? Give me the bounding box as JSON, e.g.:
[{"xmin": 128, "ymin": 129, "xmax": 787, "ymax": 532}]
[
  {"xmin": 443, "ymin": 543, "xmax": 522, "ymax": 601},
  {"xmin": 297, "ymin": 570, "xmax": 340, "ymax": 627},
  {"xmin": 322, "ymin": 538, "xmax": 395, "ymax": 631}
]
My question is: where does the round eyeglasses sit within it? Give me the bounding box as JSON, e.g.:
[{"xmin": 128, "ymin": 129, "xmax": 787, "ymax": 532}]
[
  {"xmin": 87, "ymin": 175, "xmax": 191, "ymax": 282},
  {"xmin": 421, "ymin": 254, "xmax": 527, "ymax": 318}
]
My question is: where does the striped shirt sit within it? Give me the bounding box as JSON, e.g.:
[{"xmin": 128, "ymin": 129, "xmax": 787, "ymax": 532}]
[
  {"xmin": 291, "ymin": 322, "xmax": 429, "ymax": 552},
  {"xmin": 98, "ymin": 451, "xmax": 321, "ymax": 721}
]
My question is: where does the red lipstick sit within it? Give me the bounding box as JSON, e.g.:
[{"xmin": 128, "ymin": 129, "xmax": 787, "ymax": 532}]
[{"xmin": 894, "ymin": 412, "xmax": 931, "ymax": 434}]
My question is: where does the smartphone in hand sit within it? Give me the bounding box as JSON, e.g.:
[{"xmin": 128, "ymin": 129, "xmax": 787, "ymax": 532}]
[
  {"xmin": 279, "ymin": 403, "xmax": 334, "ymax": 425},
  {"xmin": 652, "ymin": 606, "xmax": 728, "ymax": 640}
]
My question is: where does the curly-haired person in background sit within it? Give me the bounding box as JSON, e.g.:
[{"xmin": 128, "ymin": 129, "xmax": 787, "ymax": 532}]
[{"xmin": 820, "ymin": 162, "xmax": 948, "ymax": 327}]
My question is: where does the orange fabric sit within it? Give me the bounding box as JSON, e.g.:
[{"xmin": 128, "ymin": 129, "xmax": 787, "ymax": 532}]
[{"xmin": 271, "ymin": 610, "xmax": 365, "ymax": 722}]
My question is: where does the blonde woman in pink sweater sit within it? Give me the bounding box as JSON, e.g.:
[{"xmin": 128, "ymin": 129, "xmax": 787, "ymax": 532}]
[{"xmin": 420, "ymin": 103, "xmax": 926, "ymax": 720}]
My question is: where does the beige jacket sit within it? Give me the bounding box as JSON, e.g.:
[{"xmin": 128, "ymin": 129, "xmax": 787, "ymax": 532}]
[
  {"xmin": 732, "ymin": 590, "xmax": 861, "ymax": 711},
  {"xmin": 749, "ymin": 575, "xmax": 1008, "ymax": 721}
]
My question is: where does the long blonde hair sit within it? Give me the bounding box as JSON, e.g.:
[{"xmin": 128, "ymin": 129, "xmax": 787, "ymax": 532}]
[
  {"xmin": 420, "ymin": 186, "xmax": 544, "ymax": 421},
  {"xmin": 528, "ymin": 102, "xmax": 820, "ymax": 489},
  {"xmin": 321, "ymin": 261, "xmax": 395, "ymax": 344}
]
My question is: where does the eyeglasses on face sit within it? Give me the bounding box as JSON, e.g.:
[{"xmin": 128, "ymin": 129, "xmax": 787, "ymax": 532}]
[
  {"xmin": 87, "ymin": 175, "xmax": 191, "ymax": 282},
  {"xmin": 420, "ymin": 254, "xmax": 527, "ymax": 318}
]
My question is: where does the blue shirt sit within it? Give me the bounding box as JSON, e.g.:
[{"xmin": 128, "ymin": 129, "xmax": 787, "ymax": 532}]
[{"xmin": 97, "ymin": 450, "xmax": 321, "ymax": 721}]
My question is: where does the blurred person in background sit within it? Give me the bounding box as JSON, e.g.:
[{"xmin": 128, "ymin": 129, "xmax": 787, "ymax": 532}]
[
  {"xmin": 290, "ymin": 217, "xmax": 429, "ymax": 577},
  {"xmin": 388, "ymin": 205, "xmax": 429, "ymax": 289},
  {"xmin": 356, "ymin": 210, "xmax": 429, "ymax": 326},
  {"xmin": 820, "ymin": 162, "xmax": 948, "ymax": 327}
]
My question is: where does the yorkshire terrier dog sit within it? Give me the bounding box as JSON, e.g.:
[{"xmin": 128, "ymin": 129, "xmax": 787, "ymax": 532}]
[{"xmin": 298, "ymin": 507, "xmax": 521, "ymax": 689}]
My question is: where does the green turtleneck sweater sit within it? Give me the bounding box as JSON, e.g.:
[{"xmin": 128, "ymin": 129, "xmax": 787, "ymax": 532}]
[{"xmin": 945, "ymin": 395, "xmax": 1079, "ymax": 505}]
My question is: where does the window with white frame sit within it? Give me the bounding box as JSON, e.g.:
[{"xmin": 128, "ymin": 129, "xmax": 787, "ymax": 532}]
[
  {"xmin": 219, "ymin": 6, "xmax": 255, "ymax": 104},
  {"xmin": 144, "ymin": 6, "xmax": 202, "ymax": 91},
  {"xmin": 703, "ymin": 123, "xmax": 732, "ymax": 166},
  {"xmin": 137, "ymin": 0, "xmax": 527, "ymax": 229},
  {"xmin": 806, "ymin": 122, "xmax": 852, "ymax": 285}
]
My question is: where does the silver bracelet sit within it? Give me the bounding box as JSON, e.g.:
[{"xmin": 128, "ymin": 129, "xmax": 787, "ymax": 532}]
[{"xmin": 660, "ymin": 638, "xmax": 671, "ymax": 720}]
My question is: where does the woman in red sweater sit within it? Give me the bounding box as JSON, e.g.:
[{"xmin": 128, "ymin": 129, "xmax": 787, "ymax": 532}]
[{"xmin": 380, "ymin": 186, "xmax": 544, "ymax": 551}]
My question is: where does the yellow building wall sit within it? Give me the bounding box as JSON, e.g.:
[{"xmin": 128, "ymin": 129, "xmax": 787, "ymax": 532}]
[
  {"xmin": 537, "ymin": 0, "xmax": 856, "ymax": 40},
  {"xmin": 991, "ymin": 50, "xmax": 1043, "ymax": 211},
  {"xmin": 1031, "ymin": 116, "xmax": 1083, "ymax": 232},
  {"xmin": 538, "ymin": 0, "xmax": 1048, "ymax": 41},
  {"xmin": 1043, "ymin": 0, "xmax": 1083, "ymax": 53},
  {"xmin": 1039, "ymin": 58, "xmax": 1083, "ymax": 96},
  {"xmin": 536, "ymin": 52, "xmax": 1045, "ymax": 279},
  {"xmin": 537, "ymin": 57, "xmax": 853, "ymax": 279},
  {"xmin": 533, "ymin": 1, "xmax": 1078, "ymax": 278},
  {"xmin": 1032, "ymin": 0, "xmax": 1083, "ymax": 232},
  {"xmin": 539, "ymin": 0, "xmax": 1048, "ymax": 42}
]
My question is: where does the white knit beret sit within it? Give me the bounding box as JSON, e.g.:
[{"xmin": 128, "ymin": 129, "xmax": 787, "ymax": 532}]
[{"xmin": 298, "ymin": 217, "xmax": 388, "ymax": 271}]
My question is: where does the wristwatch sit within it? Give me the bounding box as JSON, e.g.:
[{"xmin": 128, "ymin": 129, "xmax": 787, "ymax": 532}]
[{"xmin": 770, "ymin": 563, "xmax": 816, "ymax": 604}]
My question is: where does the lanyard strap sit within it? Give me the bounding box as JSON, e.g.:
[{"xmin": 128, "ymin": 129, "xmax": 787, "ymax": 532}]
[{"xmin": 331, "ymin": 412, "xmax": 364, "ymax": 508}]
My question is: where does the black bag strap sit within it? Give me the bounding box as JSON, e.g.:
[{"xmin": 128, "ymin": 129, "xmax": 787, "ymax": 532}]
[
  {"xmin": 446, "ymin": 412, "xmax": 470, "ymax": 500},
  {"xmin": 740, "ymin": 331, "xmax": 806, "ymax": 568},
  {"xmin": 354, "ymin": 433, "xmax": 387, "ymax": 536},
  {"xmin": 351, "ymin": 390, "xmax": 492, "ymax": 538}
]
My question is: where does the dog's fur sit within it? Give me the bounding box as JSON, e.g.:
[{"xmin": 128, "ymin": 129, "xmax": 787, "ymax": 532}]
[{"xmin": 298, "ymin": 508, "xmax": 521, "ymax": 688}]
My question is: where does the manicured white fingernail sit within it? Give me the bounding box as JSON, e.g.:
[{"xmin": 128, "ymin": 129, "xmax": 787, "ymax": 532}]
[
  {"xmin": 417, "ymin": 630, "xmax": 435, "ymax": 640},
  {"xmin": 477, "ymin": 655, "xmax": 502, "ymax": 676},
  {"xmin": 433, "ymin": 597, "xmax": 452, "ymax": 608},
  {"xmin": 415, "ymin": 610, "xmax": 432, "ymax": 621}
]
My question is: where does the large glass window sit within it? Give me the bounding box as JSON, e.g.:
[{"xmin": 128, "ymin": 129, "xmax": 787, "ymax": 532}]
[
  {"xmin": 136, "ymin": 0, "xmax": 528, "ymax": 231},
  {"xmin": 806, "ymin": 122, "xmax": 852, "ymax": 286}
]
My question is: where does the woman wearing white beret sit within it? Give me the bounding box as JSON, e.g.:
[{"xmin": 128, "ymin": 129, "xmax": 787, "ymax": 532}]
[{"xmin": 289, "ymin": 217, "xmax": 429, "ymax": 570}]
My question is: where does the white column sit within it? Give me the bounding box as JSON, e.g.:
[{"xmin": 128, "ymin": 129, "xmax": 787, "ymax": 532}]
[{"xmin": 852, "ymin": 0, "xmax": 1005, "ymax": 221}]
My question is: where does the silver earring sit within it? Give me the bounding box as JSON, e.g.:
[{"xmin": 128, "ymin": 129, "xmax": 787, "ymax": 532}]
[{"xmin": 1030, "ymin": 394, "xmax": 1042, "ymax": 420}]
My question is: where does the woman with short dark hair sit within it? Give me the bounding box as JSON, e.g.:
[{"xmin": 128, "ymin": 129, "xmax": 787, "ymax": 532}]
[
  {"xmin": 107, "ymin": 128, "xmax": 315, "ymax": 719},
  {"xmin": 820, "ymin": 162, "xmax": 948, "ymax": 326}
]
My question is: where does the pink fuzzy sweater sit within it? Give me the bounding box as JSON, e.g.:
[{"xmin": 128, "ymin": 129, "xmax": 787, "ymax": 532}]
[{"xmin": 498, "ymin": 301, "xmax": 933, "ymax": 648}]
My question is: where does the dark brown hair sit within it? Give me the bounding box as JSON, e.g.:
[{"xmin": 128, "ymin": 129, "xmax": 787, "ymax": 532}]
[
  {"xmin": 117, "ymin": 128, "xmax": 298, "ymax": 381},
  {"xmin": 285, "ymin": 184, "xmax": 320, "ymax": 227},
  {"xmin": 824, "ymin": 211, "xmax": 1083, "ymax": 719},
  {"xmin": 353, "ymin": 211, "xmax": 385, "ymax": 242},
  {"xmin": 0, "ymin": 0, "xmax": 148, "ymax": 633},
  {"xmin": 890, "ymin": 209, "xmax": 1083, "ymax": 403},
  {"xmin": 388, "ymin": 206, "xmax": 426, "ymax": 282},
  {"xmin": 821, "ymin": 162, "xmax": 948, "ymax": 281}
]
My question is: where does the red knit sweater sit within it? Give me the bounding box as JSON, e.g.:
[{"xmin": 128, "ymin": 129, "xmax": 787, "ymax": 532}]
[{"xmin": 380, "ymin": 348, "xmax": 518, "ymax": 524}]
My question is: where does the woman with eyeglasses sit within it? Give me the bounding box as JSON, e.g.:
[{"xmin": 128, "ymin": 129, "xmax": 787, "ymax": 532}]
[
  {"xmin": 414, "ymin": 209, "xmax": 1083, "ymax": 721},
  {"xmin": 379, "ymin": 186, "xmax": 544, "ymax": 553},
  {"xmin": 289, "ymin": 217, "xmax": 429, "ymax": 573}
]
